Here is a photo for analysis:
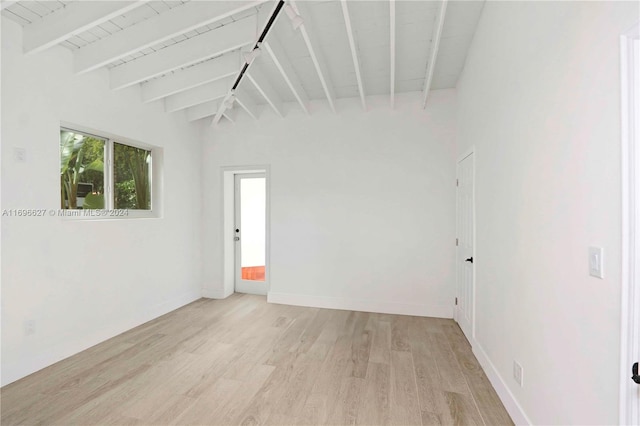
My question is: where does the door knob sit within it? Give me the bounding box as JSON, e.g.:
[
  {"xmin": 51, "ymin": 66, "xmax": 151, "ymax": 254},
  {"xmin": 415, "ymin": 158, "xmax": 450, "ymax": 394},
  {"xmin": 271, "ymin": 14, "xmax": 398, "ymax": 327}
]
[
  {"xmin": 465, "ymin": 257, "xmax": 473, "ymax": 263},
  {"xmin": 633, "ymin": 362, "xmax": 640, "ymax": 384}
]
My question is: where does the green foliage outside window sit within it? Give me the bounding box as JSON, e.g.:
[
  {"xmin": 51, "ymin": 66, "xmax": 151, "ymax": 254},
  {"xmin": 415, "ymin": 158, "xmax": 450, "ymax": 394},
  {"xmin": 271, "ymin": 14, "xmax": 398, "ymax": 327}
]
[
  {"xmin": 114, "ymin": 142, "xmax": 151, "ymax": 210},
  {"xmin": 59, "ymin": 130, "xmax": 104, "ymax": 209},
  {"xmin": 60, "ymin": 129, "xmax": 152, "ymax": 210}
]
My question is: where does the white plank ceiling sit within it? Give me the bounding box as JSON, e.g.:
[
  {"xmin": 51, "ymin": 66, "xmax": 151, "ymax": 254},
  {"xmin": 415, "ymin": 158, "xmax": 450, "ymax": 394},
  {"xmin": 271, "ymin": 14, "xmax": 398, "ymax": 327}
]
[{"xmin": 1, "ymin": 0, "xmax": 485, "ymax": 125}]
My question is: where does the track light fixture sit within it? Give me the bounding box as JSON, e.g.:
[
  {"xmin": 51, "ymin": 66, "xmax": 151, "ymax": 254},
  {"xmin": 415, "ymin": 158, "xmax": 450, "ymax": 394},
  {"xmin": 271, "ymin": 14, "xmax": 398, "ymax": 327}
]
[
  {"xmin": 284, "ymin": 4, "xmax": 304, "ymax": 30},
  {"xmin": 219, "ymin": 0, "xmax": 284, "ymax": 120},
  {"xmin": 243, "ymin": 43, "xmax": 262, "ymax": 64}
]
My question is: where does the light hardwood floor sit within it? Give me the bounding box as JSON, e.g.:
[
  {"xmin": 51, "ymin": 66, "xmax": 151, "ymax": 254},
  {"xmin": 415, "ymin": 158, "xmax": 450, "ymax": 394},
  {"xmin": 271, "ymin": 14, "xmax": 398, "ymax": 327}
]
[{"xmin": 0, "ymin": 294, "xmax": 513, "ymax": 425}]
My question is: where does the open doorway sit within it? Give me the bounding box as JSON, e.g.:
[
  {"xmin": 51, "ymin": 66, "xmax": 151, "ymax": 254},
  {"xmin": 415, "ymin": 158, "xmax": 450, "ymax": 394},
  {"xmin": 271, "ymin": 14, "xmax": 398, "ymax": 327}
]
[{"xmin": 222, "ymin": 166, "xmax": 270, "ymax": 297}]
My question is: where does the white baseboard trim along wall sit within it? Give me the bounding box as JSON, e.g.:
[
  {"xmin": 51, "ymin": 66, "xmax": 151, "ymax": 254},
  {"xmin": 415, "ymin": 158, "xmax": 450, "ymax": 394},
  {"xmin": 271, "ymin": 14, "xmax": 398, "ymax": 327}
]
[
  {"xmin": 472, "ymin": 341, "xmax": 533, "ymax": 425},
  {"xmin": 1, "ymin": 290, "xmax": 201, "ymax": 387},
  {"xmin": 267, "ymin": 292, "xmax": 453, "ymax": 319}
]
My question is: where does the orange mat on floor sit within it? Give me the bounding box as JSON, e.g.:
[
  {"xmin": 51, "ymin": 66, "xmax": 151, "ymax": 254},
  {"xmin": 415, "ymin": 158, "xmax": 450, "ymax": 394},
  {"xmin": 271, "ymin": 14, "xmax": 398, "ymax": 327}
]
[{"xmin": 241, "ymin": 266, "xmax": 265, "ymax": 281}]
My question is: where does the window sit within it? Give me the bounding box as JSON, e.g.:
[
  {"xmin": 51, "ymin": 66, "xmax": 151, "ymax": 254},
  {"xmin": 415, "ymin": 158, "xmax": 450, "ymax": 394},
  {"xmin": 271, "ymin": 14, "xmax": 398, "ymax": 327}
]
[{"xmin": 60, "ymin": 127, "xmax": 155, "ymax": 217}]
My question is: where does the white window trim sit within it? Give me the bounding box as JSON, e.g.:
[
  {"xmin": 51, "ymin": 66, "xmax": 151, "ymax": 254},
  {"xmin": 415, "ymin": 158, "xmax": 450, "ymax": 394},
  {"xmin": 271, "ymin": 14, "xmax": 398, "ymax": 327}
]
[{"xmin": 60, "ymin": 124, "xmax": 162, "ymax": 220}]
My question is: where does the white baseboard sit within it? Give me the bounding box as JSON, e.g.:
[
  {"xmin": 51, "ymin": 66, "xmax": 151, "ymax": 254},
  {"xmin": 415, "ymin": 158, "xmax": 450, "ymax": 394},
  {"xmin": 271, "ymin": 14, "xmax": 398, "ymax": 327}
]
[
  {"xmin": 267, "ymin": 292, "xmax": 453, "ymax": 318},
  {"xmin": 472, "ymin": 341, "xmax": 533, "ymax": 425},
  {"xmin": 1, "ymin": 289, "xmax": 201, "ymax": 387},
  {"xmin": 202, "ymin": 287, "xmax": 233, "ymax": 299}
]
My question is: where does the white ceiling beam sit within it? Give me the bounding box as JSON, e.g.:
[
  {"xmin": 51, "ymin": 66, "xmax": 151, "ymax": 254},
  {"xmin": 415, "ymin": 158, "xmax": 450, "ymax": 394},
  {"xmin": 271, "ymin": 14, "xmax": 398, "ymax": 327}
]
[
  {"xmin": 223, "ymin": 108, "xmax": 237, "ymax": 123},
  {"xmin": 141, "ymin": 53, "xmax": 240, "ymax": 103},
  {"xmin": 110, "ymin": 15, "xmax": 256, "ymax": 90},
  {"xmin": 164, "ymin": 78, "xmax": 232, "ymax": 113},
  {"xmin": 23, "ymin": 1, "xmax": 147, "ymax": 55},
  {"xmin": 0, "ymin": 1, "xmax": 18, "ymax": 11},
  {"xmin": 422, "ymin": 0, "xmax": 448, "ymax": 109},
  {"xmin": 235, "ymin": 85, "xmax": 260, "ymax": 121},
  {"xmin": 390, "ymin": 0, "xmax": 396, "ymax": 109},
  {"xmin": 186, "ymin": 100, "xmax": 220, "ymax": 122},
  {"xmin": 290, "ymin": 0, "xmax": 336, "ymax": 113},
  {"xmin": 212, "ymin": 99, "xmax": 228, "ymax": 126},
  {"xmin": 263, "ymin": 35, "xmax": 309, "ymax": 115},
  {"xmin": 74, "ymin": 1, "xmax": 266, "ymax": 74},
  {"xmin": 340, "ymin": 0, "xmax": 366, "ymax": 111},
  {"xmin": 246, "ymin": 60, "xmax": 284, "ymax": 118}
]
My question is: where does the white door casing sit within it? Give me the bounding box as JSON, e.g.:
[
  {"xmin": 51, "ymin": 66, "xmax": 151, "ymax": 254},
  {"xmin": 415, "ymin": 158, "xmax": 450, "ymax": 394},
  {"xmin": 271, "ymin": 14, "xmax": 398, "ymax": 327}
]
[
  {"xmin": 456, "ymin": 150, "xmax": 475, "ymax": 342},
  {"xmin": 621, "ymin": 24, "xmax": 640, "ymax": 426}
]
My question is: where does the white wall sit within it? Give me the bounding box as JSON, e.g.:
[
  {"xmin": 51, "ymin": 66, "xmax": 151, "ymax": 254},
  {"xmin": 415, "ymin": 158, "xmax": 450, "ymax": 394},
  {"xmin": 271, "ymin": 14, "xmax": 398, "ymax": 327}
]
[
  {"xmin": 456, "ymin": 2, "xmax": 639, "ymax": 424},
  {"xmin": 202, "ymin": 92, "xmax": 457, "ymax": 317},
  {"xmin": 1, "ymin": 18, "xmax": 203, "ymax": 386}
]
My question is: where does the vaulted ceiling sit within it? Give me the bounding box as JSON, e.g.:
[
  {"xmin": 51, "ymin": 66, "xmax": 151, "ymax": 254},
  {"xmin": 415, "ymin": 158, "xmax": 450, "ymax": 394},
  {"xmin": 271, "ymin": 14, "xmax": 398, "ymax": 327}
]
[{"xmin": 1, "ymin": 0, "xmax": 484, "ymax": 126}]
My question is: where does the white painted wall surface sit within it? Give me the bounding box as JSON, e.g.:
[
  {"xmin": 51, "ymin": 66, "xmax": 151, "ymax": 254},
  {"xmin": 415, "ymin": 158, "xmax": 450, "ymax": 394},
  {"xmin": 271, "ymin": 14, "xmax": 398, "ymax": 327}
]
[
  {"xmin": 1, "ymin": 18, "xmax": 203, "ymax": 386},
  {"xmin": 202, "ymin": 92, "xmax": 457, "ymax": 318},
  {"xmin": 456, "ymin": 2, "xmax": 639, "ymax": 424}
]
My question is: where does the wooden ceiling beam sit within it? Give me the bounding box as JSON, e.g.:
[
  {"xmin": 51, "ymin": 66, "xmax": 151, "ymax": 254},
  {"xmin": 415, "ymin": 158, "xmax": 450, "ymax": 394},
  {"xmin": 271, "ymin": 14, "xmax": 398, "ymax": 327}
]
[
  {"xmin": 246, "ymin": 59, "xmax": 284, "ymax": 118},
  {"xmin": 164, "ymin": 78, "xmax": 232, "ymax": 113},
  {"xmin": 24, "ymin": 1, "xmax": 148, "ymax": 55},
  {"xmin": 186, "ymin": 100, "xmax": 221, "ymax": 122},
  {"xmin": 422, "ymin": 0, "xmax": 448, "ymax": 108},
  {"xmin": 110, "ymin": 15, "xmax": 256, "ymax": 90},
  {"xmin": 235, "ymin": 85, "xmax": 260, "ymax": 121},
  {"xmin": 263, "ymin": 35, "xmax": 310, "ymax": 115},
  {"xmin": 74, "ymin": 1, "xmax": 266, "ymax": 74},
  {"xmin": 0, "ymin": 1, "xmax": 19, "ymax": 11},
  {"xmin": 390, "ymin": 0, "xmax": 396, "ymax": 109},
  {"xmin": 340, "ymin": 0, "xmax": 366, "ymax": 111},
  {"xmin": 141, "ymin": 53, "xmax": 240, "ymax": 103},
  {"xmin": 290, "ymin": 0, "xmax": 336, "ymax": 113}
]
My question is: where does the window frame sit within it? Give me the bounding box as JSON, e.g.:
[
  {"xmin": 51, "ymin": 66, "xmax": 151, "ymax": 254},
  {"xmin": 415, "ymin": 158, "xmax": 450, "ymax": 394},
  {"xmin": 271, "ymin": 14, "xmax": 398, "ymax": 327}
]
[{"xmin": 60, "ymin": 124, "xmax": 160, "ymax": 220}]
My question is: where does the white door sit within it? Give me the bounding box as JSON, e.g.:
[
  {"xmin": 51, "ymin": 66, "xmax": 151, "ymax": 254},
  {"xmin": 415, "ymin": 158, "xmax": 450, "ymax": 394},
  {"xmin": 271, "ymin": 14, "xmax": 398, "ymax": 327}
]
[
  {"xmin": 234, "ymin": 174, "xmax": 267, "ymax": 295},
  {"xmin": 456, "ymin": 152, "xmax": 475, "ymax": 341}
]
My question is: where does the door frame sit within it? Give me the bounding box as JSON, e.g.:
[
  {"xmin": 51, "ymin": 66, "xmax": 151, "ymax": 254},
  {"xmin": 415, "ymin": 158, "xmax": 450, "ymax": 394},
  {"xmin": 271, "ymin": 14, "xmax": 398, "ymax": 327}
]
[
  {"xmin": 455, "ymin": 146, "xmax": 476, "ymax": 341},
  {"xmin": 220, "ymin": 165, "xmax": 270, "ymax": 298},
  {"xmin": 620, "ymin": 23, "xmax": 639, "ymax": 426}
]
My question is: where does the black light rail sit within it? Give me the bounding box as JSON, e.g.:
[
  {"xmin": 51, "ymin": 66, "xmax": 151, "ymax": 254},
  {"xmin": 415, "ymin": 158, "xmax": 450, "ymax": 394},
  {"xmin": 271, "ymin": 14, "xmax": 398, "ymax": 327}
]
[{"xmin": 231, "ymin": 0, "xmax": 285, "ymax": 91}]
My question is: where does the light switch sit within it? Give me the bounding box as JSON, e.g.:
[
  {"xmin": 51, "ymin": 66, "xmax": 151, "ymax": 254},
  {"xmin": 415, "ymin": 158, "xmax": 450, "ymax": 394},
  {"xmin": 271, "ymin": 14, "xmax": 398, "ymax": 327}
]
[{"xmin": 589, "ymin": 247, "xmax": 604, "ymax": 279}]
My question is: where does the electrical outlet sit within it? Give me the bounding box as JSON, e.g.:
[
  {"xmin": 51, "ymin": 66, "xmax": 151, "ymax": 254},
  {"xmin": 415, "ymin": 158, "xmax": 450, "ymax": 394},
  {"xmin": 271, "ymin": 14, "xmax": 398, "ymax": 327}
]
[
  {"xmin": 24, "ymin": 320, "xmax": 35, "ymax": 336},
  {"xmin": 513, "ymin": 361, "xmax": 523, "ymax": 387}
]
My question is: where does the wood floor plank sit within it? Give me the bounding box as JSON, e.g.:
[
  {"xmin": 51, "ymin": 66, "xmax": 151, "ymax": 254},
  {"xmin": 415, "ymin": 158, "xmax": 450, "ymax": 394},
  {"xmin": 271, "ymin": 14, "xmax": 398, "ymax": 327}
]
[
  {"xmin": 326, "ymin": 376, "xmax": 366, "ymax": 425},
  {"xmin": 443, "ymin": 391, "xmax": 484, "ymax": 426},
  {"xmin": 442, "ymin": 323, "xmax": 514, "ymax": 426},
  {"xmin": 429, "ymin": 332, "xmax": 470, "ymax": 394},
  {"xmin": 351, "ymin": 312, "xmax": 372, "ymax": 378},
  {"xmin": 356, "ymin": 362, "xmax": 390, "ymax": 425},
  {"xmin": 215, "ymin": 364, "xmax": 276, "ymax": 425},
  {"xmin": 391, "ymin": 315, "xmax": 411, "ymax": 352},
  {"xmin": 298, "ymin": 312, "xmax": 358, "ymax": 424},
  {"xmin": 421, "ymin": 410, "xmax": 443, "ymax": 426},
  {"xmin": 0, "ymin": 295, "xmax": 512, "ymax": 426},
  {"xmin": 368, "ymin": 316, "xmax": 391, "ymax": 364},
  {"xmin": 389, "ymin": 350, "xmax": 422, "ymax": 425},
  {"xmin": 264, "ymin": 307, "xmax": 318, "ymax": 366}
]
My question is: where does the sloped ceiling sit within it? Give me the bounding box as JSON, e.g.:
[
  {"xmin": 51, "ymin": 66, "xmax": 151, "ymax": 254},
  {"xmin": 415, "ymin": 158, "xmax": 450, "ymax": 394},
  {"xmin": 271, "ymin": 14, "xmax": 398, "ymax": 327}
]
[{"xmin": 1, "ymin": 0, "xmax": 484, "ymax": 125}]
